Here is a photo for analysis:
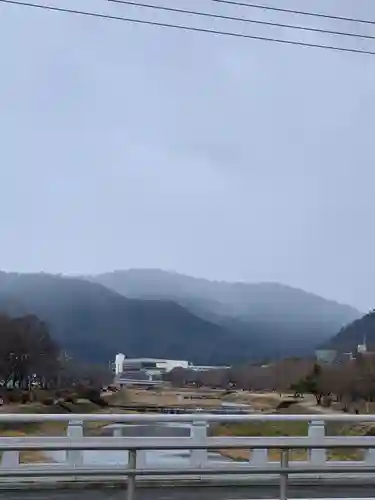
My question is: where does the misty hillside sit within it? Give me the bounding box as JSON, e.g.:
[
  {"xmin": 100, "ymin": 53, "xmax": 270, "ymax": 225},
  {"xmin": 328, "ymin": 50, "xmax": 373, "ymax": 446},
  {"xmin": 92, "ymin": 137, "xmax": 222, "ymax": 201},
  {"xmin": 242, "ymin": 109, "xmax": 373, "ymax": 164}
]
[
  {"xmin": 91, "ymin": 269, "xmax": 361, "ymax": 357},
  {"xmin": 0, "ymin": 271, "xmax": 255, "ymax": 365},
  {"xmin": 325, "ymin": 310, "xmax": 375, "ymax": 353},
  {"xmin": 0, "ymin": 270, "xmax": 362, "ymax": 365}
]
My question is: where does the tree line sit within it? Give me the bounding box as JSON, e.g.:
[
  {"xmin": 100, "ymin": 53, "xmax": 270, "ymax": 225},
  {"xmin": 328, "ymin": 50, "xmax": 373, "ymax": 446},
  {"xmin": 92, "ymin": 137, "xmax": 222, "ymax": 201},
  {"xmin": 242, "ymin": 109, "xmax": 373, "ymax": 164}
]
[
  {"xmin": 0, "ymin": 314, "xmax": 112, "ymax": 391},
  {"xmin": 166, "ymin": 354, "xmax": 375, "ymax": 412}
]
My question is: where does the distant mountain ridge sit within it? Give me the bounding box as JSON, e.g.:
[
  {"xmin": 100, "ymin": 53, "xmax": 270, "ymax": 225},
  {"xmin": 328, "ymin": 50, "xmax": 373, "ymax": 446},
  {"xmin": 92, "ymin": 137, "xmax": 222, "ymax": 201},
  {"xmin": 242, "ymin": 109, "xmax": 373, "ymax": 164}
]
[
  {"xmin": 0, "ymin": 269, "xmax": 362, "ymax": 364},
  {"xmin": 325, "ymin": 310, "xmax": 375, "ymax": 353},
  {"xmin": 90, "ymin": 269, "xmax": 362, "ymax": 358},
  {"xmin": 0, "ymin": 271, "xmax": 253, "ymax": 365}
]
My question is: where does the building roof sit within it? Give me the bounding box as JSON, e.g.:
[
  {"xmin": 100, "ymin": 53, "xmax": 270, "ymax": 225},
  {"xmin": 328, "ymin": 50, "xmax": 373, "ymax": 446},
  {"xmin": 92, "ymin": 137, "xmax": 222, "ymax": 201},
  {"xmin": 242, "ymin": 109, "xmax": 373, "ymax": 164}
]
[{"xmin": 122, "ymin": 357, "xmax": 188, "ymax": 364}]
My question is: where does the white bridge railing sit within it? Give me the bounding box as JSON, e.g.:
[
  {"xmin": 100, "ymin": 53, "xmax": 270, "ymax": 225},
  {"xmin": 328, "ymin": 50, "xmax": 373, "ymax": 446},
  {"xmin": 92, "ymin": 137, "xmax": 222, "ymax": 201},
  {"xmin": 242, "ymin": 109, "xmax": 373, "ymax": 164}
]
[{"xmin": 1, "ymin": 413, "xmax": 375, "ymax": 499}]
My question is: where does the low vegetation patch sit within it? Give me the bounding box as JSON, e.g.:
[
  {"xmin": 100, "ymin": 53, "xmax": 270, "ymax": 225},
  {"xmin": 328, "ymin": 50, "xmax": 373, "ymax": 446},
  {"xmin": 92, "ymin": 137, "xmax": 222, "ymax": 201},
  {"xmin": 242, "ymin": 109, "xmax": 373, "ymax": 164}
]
[{"xmin": 213, "ymin": 404, "xmax": 370, "ymax": 462}]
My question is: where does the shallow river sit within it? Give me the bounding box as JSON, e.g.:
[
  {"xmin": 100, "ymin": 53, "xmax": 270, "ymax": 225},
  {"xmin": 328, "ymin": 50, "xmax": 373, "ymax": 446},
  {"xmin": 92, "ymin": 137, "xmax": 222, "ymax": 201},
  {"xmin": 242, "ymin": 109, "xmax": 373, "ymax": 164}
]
[{"xmin": 50, "ymin": 421, "xmax": 233, "ymax": 467}]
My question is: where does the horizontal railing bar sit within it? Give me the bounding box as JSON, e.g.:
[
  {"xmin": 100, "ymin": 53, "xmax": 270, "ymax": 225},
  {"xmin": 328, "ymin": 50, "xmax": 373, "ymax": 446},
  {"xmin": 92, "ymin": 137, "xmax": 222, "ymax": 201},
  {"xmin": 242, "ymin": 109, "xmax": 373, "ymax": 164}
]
[
  {"xmin": 1, "ymin": 413, "xmax": 375, "ymax": 423},
  {"xmin": 1, "ymin": 436, "xmax": 375, "ymax": 450},
  {"xmin": 2, "ymin": 465, "xmax": 375, "ymax": 477}
]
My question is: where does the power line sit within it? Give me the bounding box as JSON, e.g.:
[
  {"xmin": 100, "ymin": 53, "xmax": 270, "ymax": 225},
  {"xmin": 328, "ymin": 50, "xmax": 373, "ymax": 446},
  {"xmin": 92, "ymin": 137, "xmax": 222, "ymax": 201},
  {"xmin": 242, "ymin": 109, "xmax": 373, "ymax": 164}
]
[
  {"xmin": 210, "ymin": 0, "xmax": 375, "ymax": 26},
  {"xmin": 109, "ymin": 0, "xmax": 375, "ymax": 41},
  {"xmin": 1, "ymin": 0, "xmax": 375, "ymax": 55}
]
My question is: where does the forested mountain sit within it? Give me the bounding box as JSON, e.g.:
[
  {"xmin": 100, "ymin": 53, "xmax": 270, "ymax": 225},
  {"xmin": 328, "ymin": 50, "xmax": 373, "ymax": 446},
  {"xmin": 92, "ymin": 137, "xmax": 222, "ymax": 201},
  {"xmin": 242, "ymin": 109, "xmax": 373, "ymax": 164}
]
[
  {"xmin": 325, "ymin": 310, "xmax": 375, "ymax": 352},
  {"xmin": 0, "ymin": 271, "xmax": 251, "ymax": 364},
  {"xmin": 91, "ymin": 269, "xmax": 361, "ymax": 358},
  {"xmin": 0, "ymin": 270, "xmax": 361, "ymax": 365}
]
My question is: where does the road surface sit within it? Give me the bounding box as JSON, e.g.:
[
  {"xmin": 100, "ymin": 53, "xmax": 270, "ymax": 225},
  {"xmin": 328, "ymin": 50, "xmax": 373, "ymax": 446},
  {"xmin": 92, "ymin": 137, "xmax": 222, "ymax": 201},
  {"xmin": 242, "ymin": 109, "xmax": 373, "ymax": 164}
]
[{"xmin": 2, "ymin": 486, "xmax": 375, "ymax": 500}]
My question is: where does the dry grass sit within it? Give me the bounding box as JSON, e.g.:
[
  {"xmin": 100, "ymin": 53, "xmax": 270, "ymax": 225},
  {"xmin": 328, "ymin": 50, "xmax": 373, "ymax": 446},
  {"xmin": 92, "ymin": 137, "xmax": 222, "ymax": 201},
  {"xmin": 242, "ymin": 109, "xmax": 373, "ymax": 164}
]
[
  {"xmin": 2, "ymin": 430, "xmax": 55, "ymax": 464},
  {"xmin": 213, "ymin": 401, "xmax": 372, "ymax": 462},
  {"xmin": 0, "ymin": 400, "xmax": 137, "ymax": 463},
  {"xmin": 223, "ymin": 391, "xmax": 284, "ymax": 412},
  {"xmin": 126, "ymin": 388, "xmax": 222, "ymax": 408},
  {"xmin": 214, "ymin": 393, "xmax": 375, "ymax": 461},
  {"xmin": 219, "ymin": 448, "xmax": 309, "ymax": 462},
  {"xmin": 214, "ymin": 419, "xmax": 310, "ymax": 461},
  {"xmin": 0, "ymin": 391, "xmax": 150, "ymax": 464}
]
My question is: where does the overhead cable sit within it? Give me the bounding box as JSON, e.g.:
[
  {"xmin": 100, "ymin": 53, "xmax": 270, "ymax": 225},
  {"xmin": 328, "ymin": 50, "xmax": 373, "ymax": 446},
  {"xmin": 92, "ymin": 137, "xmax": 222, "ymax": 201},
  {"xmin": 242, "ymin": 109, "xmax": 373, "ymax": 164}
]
[
  {"xmin": 109, "ymin": 0, "xmax": 375, "ymax": 41},
  {"xmin": 1, "ymin": 0, "xmax": 374, "ymax": 55},
  {"xmin": 210, "ymin": 0, "xmax": 375, "ymax": 26}
]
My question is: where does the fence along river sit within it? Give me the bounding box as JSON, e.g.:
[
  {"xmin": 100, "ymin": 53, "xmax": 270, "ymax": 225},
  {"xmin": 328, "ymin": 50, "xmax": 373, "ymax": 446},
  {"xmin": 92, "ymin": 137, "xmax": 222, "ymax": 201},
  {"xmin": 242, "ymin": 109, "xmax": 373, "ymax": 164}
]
[{"xmin": 1, "ymin": 412, "xmax": 375, "ymax": 499}]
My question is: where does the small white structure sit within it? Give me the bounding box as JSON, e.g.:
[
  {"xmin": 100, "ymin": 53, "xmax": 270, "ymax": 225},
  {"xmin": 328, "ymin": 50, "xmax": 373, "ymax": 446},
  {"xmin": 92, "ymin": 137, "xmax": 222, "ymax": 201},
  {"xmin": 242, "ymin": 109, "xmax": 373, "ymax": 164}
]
[
  {"xmin": 357, "ymin": 336, "xmax": 368, "ymax": 354},
  {"xmin": 114, "ymin": 353, "xmax": 125, "ymax": 375}
]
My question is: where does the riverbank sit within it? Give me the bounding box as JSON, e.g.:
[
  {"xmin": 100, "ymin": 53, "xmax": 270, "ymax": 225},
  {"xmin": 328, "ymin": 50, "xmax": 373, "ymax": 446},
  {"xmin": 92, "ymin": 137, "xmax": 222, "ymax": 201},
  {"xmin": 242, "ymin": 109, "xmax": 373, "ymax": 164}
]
[
  {"xmin": 0, "ymin": 391, "xmax": 131, "ymax": 464},
  {"xmin": 222, "ymin": 391, "xmax": 286, "ymax": 412},
  {"xmin": 216, "ymin": 392, "xmax": 373, "ymax": 462},
  {"xmin": 122, "ymin": 387, "xmax": 225, "ymax": 409}
]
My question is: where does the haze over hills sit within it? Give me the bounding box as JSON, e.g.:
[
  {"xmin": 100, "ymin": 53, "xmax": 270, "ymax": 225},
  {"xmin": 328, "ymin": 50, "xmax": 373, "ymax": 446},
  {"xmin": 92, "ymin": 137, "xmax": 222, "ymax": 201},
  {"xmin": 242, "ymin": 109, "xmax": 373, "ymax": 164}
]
[
  {"xmin": 0, "ymin": 271, "xmax": 254, "ymax": 365},
  {"xmin": 0, "ymin": 270, "xmax": 362, "ymax": 365},
  {"xmin": 91, "ymin": 269, "xmax": 362, "ymax": 358}
]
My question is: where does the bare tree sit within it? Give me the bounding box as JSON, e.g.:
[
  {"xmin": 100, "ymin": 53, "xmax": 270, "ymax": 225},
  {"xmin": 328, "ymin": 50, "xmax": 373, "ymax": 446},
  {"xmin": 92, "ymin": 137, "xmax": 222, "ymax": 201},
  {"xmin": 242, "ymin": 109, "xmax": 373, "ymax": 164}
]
[{"xmin": 0, "ymin": 314, "xmax": 59, "ymax": 389}]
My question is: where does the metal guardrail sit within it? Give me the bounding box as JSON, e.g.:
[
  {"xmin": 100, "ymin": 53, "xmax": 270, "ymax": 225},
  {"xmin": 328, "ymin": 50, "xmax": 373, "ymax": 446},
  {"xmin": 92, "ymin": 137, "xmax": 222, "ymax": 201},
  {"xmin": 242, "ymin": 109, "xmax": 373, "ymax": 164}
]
[
  {"xmin": 101, "ymin": 404, "xmax": 251, "ymax": 413},
  {"xmin": 1, "ymin": 412, "xmax": 375, "ymax": 422},
  {"xmin": 1, "ymin": 413, "xmax": 375, "ymax": 499},
  {"xmin": 5, "ymin": 435, "xmax": 375, "ymax": 450}
]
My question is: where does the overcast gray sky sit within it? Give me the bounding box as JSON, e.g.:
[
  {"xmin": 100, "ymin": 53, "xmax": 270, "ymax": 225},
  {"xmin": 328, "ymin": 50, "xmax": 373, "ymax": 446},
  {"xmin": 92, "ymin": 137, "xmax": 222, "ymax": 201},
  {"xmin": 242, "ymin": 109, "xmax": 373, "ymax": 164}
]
[{"xmin": 1, "ymin": 0, "xmax": 374, "ymax": 310}]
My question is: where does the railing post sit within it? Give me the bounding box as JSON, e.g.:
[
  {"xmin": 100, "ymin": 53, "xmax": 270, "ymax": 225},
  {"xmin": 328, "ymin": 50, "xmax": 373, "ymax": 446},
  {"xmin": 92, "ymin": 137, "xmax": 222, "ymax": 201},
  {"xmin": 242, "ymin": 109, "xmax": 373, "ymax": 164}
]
[
  {"xmin": 308, "ymin": 420, "xmax": 326, "ymax": 465},
  {"xmin": 113, "ymin": 427, "xmax": 122, "ymax": 438},
  {"xmin": 251, "ymin": 448, "xmax": 268, "ymax": 465},
  {"xmin": 127, "ymin": 449, "xmax": 137, "ymax": 500},
  {"xmin": 66, "ymin": 419, "xmax": 83, "ymax": 466},
  {"xmin": 112, "ymin": 426, "xmax": 146, "ymax": 469},
  {"xmin": 365, "ymin": 443, "xmax": 375, "ymax": 464},
  {"xmin": 279, "ymin": 449, "xmax": 289, "ymax": 500},
  {"xmin": 136, "ymin": 448, "xmax": 147, "ymax": 469},
  {"xmin": 1, "ymin": 450, "xmax": 19, "ymax": 468},
  {"xmin": 190, "ymin": 420, "xmax": 208, "ymax": 468}
]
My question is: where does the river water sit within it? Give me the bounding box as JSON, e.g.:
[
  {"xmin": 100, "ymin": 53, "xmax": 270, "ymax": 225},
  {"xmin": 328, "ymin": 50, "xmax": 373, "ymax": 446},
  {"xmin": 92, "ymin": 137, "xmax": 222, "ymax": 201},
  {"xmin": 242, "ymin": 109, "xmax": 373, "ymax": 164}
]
[
  {"xmin": 49, "ymin": 401, "xmax": 253, "ymax": 467},
  {"xmin": 51, "ymin": 420, "xmax": 234, "ymax": 467},
  {"xmin": 50, "ymin": 402, "xmax": 251, "ymax": 468}
]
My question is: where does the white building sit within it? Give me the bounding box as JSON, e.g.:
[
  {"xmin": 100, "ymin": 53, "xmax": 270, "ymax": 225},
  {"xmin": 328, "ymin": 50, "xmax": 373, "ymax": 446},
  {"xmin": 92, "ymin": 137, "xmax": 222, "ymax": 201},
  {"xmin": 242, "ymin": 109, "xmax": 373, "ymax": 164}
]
[
  {"xmin": 113, "ymin": 354, "xmax": 231, "ymax": 376},
  {"xmin": 113, "ymin": 354, "xmax": 189, "ymax": 375}
]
